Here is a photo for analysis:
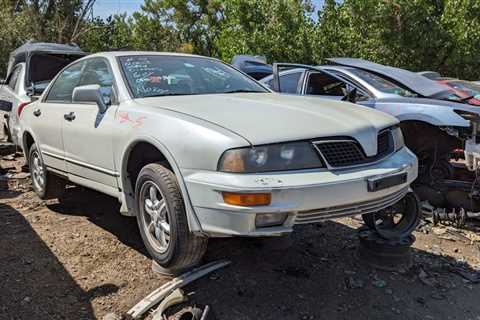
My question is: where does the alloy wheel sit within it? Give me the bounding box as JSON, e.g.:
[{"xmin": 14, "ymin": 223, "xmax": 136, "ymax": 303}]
[{"xmin": 140, "ymin": 181, "xmax": 171, "ymax": 253}]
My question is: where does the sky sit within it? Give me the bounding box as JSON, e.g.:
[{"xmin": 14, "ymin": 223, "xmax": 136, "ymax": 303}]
[{"xmin": 93, "ymin": 0, "xmax": 325, "ymax": 19}]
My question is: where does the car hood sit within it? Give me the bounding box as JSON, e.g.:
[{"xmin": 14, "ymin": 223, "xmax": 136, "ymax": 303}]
[
  {"xmin": 327, "ymin": 58, "xmax": 450, "ymax": 99},
  {"xmin": 136, "ymin": 93, "xmax": 398, "ymax": 156}
]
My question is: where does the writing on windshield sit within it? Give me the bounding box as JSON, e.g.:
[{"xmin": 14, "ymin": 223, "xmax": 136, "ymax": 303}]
[{"xmin": 119, "ymin": 55, "xmax": 267, "ymax": 98}]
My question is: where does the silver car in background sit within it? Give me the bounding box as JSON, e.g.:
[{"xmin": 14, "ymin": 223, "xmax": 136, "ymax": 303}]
[{"xmin": 254, "ymin": 58, "xmax": 480, "ymax": 216}]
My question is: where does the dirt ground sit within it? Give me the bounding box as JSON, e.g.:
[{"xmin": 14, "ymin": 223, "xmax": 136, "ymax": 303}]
[{"xmin": 1, "ymin": 152, "xmax": 480, "ymax": 320}]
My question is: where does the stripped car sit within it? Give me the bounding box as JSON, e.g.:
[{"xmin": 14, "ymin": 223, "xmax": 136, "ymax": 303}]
[
  {"xmin": 20, "ymin": 52, "xmax": 417, "ymax": 272},
  {"xmin": 244, "ymin": 57, "xmax": 480, "ymax": 217},
  {"xmin": 0, "ymin": 41, "xmax": 86, "ymax": 145}
]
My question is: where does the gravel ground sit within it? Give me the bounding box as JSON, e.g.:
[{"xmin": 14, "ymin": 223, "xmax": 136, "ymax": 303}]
[{"xmin": 1, "ymin": 154, "xmax": 480, "ymax": 320}]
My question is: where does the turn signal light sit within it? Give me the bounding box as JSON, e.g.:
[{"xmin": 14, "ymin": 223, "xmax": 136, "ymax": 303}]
[
  {"xmin": 17, "ymin": 102, "xmax": 31, "ymax": 117},
  {"xmin": 222, "ymin": 192, "xmax": 271, "ymax": 206}
]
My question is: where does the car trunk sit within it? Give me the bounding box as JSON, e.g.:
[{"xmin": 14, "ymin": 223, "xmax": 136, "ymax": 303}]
[{"xmin": 27, "ymin": 52, "xmax": 85, "ymax": 96}]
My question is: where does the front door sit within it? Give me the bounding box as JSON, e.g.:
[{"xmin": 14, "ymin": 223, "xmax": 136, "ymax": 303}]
[
  {"xmin": 34, "ymin": 61, "xmax": 89, "ymax": 172},
  {"xmin": 61, "ymin": 57, "xmax": 119, "ymax": 188}
]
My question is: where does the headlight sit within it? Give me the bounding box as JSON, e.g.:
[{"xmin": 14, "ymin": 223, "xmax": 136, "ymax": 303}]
[
  {"xmin": 391, "ymin": 126, "xmax": 405, "ymax": 151},
  {"xmin": 454, "ymin": 110, "xmax": 480, "ymax": 121},
  {"xmin": 218, "ymin": 142, "xmax": 324, "ymax": 173}
]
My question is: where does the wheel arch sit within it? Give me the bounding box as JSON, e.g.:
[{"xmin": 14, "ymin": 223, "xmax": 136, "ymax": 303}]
[
  {"xmin": 22, "ymin": 130, "xmax": 36, "ymax": 161},
  {"xmin": 120, "ymin": 136, "xmax": 203, "ymax": 233}
]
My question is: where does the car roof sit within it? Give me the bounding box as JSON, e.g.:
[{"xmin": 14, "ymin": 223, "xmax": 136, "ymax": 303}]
[{"xmin": 88, "ymin": 51, "xmax": 218, "ymax": 60}]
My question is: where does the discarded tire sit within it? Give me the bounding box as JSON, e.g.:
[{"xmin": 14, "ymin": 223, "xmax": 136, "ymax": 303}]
[
  {"xmin": 362, "ymin": 191, "xmax": 421, "ymax": 240},
  {"xmin": 356, "ymin": 228, "xmax": 415, "ymax": 271}
]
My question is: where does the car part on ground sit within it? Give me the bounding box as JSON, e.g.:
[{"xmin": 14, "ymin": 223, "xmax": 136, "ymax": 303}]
[
  {"xmin": 151, "ymin": 288, "xmax": 187, "ymax": 320},
  {"xmin": 126, "ymin": 260, "xmax": 231, "ymax": 319},
  {"xmin": 362, "ymin": 191, "xmax": 420, "ymax": 240},
  {"xmin": 171, "ymin": 306, "xmax": 215, "ymax": 320},
  {"xmin": 356, "ymin": 228, "xmax": 415, "ymax": 271}
]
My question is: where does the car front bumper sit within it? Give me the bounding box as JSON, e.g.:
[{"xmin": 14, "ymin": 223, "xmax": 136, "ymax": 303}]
[{"xmin": 182, "ymin": 147, "xmax": 418, "ymax": 237}]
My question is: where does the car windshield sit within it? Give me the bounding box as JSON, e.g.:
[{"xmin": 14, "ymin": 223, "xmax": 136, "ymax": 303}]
[
  {"xmin": 119, "ymin": 55, "xmax": 268, "ymax": 98},
  {"xmin": 348, "ymin": 68, "xmax": 418, "ymax": 97},
  {"xmin": 446, "ymin": 80, "xmax": 480, "ymax": 99}
]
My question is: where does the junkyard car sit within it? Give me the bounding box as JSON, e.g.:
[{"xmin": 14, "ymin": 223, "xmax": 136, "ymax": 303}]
[
  {"xmin": 436, "ymin": 79, "xmax": 480, "ymax": 106},
  {"xmin": 20, "ymin": 52, "xmax": 418, "ymax": 273},
  {"xmin": 0, "ymin": 41, "xmax": 86, "ymax": 145},
  {"xmin": 249, "ymin": 57, "xmax": 480, "ymax": 216}
]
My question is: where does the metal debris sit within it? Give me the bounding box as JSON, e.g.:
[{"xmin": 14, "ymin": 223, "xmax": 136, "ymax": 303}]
[
  {"xmin": 452, "ymin": 266, "xmax": 480, "ymax": 283},
  {"xmin": 126, "ymin": 260, "xmax": 231, "ymax": 319},
  {"xmin": 151, "ymin": 288, "xmax": 187, "ymax": 320}
]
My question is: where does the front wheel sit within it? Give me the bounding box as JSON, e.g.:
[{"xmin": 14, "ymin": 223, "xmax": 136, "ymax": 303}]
[{"xmin": 135, "ymin": 163, "xmax": 208, "ymax": 275}]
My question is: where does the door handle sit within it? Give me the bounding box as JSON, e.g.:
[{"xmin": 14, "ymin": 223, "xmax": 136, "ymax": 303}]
[
  {"xmin": 33, "ymin": 109, "xmax": 41, "ymax": 117},
  {"xmin": 64, "ymin": 112, "xmax": 76, "ymax": 121}
]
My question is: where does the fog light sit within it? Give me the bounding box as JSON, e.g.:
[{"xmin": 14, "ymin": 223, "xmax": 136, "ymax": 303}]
[
  {"xmin": 223, "ymin": 192, "xmax": 271, "ymax": 206},
  {"xmin": 255, "ymin": 212, "xmax": 288, "ymax": 228}
]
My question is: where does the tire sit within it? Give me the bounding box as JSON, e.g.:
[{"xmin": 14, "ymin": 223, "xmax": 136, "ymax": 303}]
[
  {"xmin": 135, "ymin": 163, "xmax": 208, "ymax": 275},
  {"xmin": 28, "ymin": 143, "xmax": 66, "ymax": 200},
  {"xmin": 362, "ymin": 192, "xmax": 421, "ymax": 240}
]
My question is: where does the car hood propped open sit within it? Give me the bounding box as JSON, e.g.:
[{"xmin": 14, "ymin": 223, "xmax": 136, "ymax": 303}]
[{"xmin": 327, "ymin": 58, "xmax": 451, "ymax": 99}]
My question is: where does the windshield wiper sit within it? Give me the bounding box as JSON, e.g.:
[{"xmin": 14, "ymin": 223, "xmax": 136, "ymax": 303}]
[
  {"xmin": 221, "ymin": 89, "xmax": 265, "ymax": 94},
  {"xmin": 145, "ymin": 92, "xmax": 192, "ymax": 97},
  {"xmin": 460, "ymin": 95, "xmax": 475, "ymax": 102}
]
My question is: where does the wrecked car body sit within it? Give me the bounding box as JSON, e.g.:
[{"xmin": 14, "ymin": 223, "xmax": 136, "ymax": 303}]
[
  {"xmin": 20, "ymin": 52, "xmax": 417, "ymax": 273},
  {"xmin": 0, "ymin": 41, "xmax": 87, "ymax": 146},
  {"xmin": 250, "ymin": 57, "xmax": 480, "ymax": 216}
]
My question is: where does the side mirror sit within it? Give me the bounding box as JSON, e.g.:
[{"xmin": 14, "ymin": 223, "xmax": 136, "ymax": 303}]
[
  {"xmin": 72, "ymin": 84, "xmax": 108, "ymax": 113},
  {"xmin": 26, "ymin": 84, "xmax": 48, "ymax": 97},
  {"xmin": 341, "ymin": 87, "xmax": 358, "ymax": 103},
  {"xmin": 0, "ymin": 100, "xmax": 12, "ymax": 112}
]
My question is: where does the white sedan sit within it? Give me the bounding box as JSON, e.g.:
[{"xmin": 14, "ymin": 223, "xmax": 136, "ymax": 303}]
[{"xmin": 20, "ymin": 52, "xmax": 418, "ymax": 273}]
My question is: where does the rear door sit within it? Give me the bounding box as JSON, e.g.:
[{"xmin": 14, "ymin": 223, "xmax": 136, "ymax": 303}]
[
  {"xmin": 34, "ymin": 60, "xmax": 87, "ymax": 172},
  {"xmin": 61, "ymin": 57, "xmax": 119, "ymax": 188}
]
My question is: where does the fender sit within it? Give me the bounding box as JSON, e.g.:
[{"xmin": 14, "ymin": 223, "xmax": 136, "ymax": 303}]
[
  {"xmin": 375, "ymin": 102, "xmax": 470, "ymax": 128},
  {"xmin": 119, "ymin": 135, "xmax": 204, "ymax": 234}
]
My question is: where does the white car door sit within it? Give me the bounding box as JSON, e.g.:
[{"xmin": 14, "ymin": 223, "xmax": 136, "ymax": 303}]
[
  {"xmin": 34, "ymin": 60, "xmax": 88, "ymax": 172},
  {"xmin": 62, "ymin": 57, "xmax": 119, "ymax": 189}
]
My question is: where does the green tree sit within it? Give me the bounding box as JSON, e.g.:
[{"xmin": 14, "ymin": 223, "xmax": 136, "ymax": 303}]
[{"xmin": 215, "ymin": 0, "xmax": 315, "ymax": 64}]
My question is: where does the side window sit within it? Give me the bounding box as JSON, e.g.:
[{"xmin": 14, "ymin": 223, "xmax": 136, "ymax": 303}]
[
  {"xmin": 306, "ymin": 72, "xmax": 369, "ymax": 101},
  {"xmin": 278, "ymin": 72, "xmax": 302, "ymax": 93},
  {"xmin": 7, "ymin": 65, "xmax": 22, "ymax": 91},
  {"xmin": 46, "ymin": 61, "xmax": 86, "ymax": 102},
  {"xmin": 263, "ymin": 79, "xmax": 273, "ymax": 88},
  {"xmin": 306, "ymin": 72, "xmax": 346, "ymax": 96},
  {"xmin": 78, "ymin": 58, "xmax": 114, "ymax": 104}
]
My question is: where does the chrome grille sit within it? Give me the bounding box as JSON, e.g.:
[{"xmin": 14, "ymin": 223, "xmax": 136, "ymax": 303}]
[
  {"xmin": 314, "ymin": 130, "xmax": 393, "ymax": 168},
  {"xmin": 294, "ymin": 187, "xmax": 409, "ymax": 224}
]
